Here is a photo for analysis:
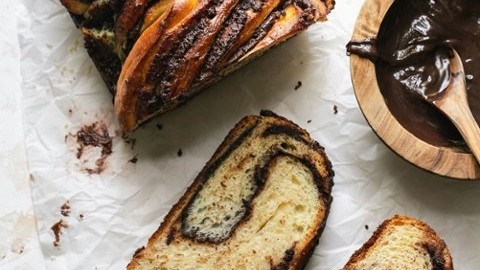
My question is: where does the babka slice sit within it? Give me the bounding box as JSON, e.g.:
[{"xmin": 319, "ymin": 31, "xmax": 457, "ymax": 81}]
[
  {"xmin": 127, "ymin": 111, "xmax": 334, "ymax": 269},
  {"xmin": 343, "ymin": 215, "xmax": 454, "ymax": 270},
  {"xmin": 59, "ymin": 0, "xmax": 335, "ymax": 132}
]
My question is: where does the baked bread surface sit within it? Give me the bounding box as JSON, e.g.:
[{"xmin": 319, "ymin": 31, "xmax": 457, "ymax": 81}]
[
  {"xmin": 343, "ymin": 215, "xmax": 454, "ymax": 270},
  {"xmin": 60, "ymin": 0, "xmax": 335, "ymax": 132},
  {"xmin": 127, "ymin": 111, "xmax": 334, "ymax": 270}
]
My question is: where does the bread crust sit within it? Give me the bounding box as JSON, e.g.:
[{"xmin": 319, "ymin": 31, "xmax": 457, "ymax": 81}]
[
  {"xmin": 126, "ymin": 111, "xmax": 334, "ymax": 269},
  {"xmin": 343, "ymin": 215, "xmax": 454, "ymax": 270},
  {"xmin": 60, "ymin": 0, "xmax": 335, "ymax": 132}
]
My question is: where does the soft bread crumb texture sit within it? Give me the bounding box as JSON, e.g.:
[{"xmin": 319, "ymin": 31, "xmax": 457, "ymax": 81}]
[
  {"xmin": 349, "ymin": 225, "xmax": 432, "ymax": 269},
  {"xmin": 156, "ymin": 158, "xmax": 321, "ymax": 269},
  {"xmin": 128, "ymin": 114, "xmax": 333, "ymax": 270},
  {"xmin": 343, "ymin": 215, "xmax": 453, "ymax": 270}
]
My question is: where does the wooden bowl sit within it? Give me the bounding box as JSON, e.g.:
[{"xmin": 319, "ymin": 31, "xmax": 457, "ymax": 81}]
[{"xmin": 350, "ymin": 0, "xmax": 480, "ymax": 180}]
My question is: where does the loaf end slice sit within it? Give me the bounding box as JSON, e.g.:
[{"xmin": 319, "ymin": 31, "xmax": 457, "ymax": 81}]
[
  {"xmin": 127, "ymin": 110, "xmax": 334, "ymax": 270},
  {"xmin": 60, "ymin": 0, "xmax": 334, "ymax": 132},
  {"xmin": 343, "ymin": 215, "xmax": 453, "ymax": 270},
  {"xmin": 115, "ymin": 0, "xmax": 335, "ymax": 132}
]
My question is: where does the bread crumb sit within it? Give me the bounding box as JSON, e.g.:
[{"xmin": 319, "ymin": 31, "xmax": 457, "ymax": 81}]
[
  {"xmin": 129, "ymin": 156, "xmax": 138, "ymax": 163},
  {"xmin": 61, "ymin": 201, "xmax": 71, "ymax": 217},
  {"xmin": 76, "ymin": 122, "xmax": 112, "ymax": 174},
  {"xmin": 294, "ymin": 81, "xmax": 303, "ymax": 90}
]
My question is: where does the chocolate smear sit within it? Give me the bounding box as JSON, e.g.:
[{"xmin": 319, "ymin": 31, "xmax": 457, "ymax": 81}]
[
  {"xmin": 51, "ymin": 219, "xmax": 68, "ymax": 247},
  {"xmin": 76, "ymin": 122, "xmax": 112, "ymax": 174}
]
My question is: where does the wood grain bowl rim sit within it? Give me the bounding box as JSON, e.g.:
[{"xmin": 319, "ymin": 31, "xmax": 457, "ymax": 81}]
[{"xmin": 350, "ymin": 0, "xmax": 480, "ymax": 180}]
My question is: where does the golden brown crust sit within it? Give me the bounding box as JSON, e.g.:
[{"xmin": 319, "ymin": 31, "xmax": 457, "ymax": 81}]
[
  {"xmin": 115, "ymin": 0, "xmax": 333, "ymax": 132},
  {"xmin": 126, "ymin": 115, "xmax": 259, "ymax": 270},
  {"xmin": 115, "ymin": 0, "xmax": 209, "ymax": 131},
  {"xmin": 343, "ymin": 215, "xmax": 454, "ymax": 270},
  {"xmin": 60, "ymin": 0, "xmax": 91, "ymax": 15},
  {"xmin": 60, "ymin": 0, "xmax": 334, "ymax": 132},
  {"xmin": 114, "ymin": 0, "xmax": 150, "ymax": 53},
  {"xmin": 126, "ymin": 111, "xmax": 334, "ymax": 269}
]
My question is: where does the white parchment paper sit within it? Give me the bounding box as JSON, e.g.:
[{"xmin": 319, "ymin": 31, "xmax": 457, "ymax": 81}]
[
  {"xmin": 17, "ymin": 0, "xmax": 480, "ymax": 269},
  {"xmin": 0, "ymin": 2, "xmax": 46, "ymax": 269}
]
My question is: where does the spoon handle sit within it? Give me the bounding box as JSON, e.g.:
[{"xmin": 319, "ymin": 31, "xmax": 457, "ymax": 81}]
[{"xmin": 440, "ymin": 91, "xmax": 480, "ymax": 164}]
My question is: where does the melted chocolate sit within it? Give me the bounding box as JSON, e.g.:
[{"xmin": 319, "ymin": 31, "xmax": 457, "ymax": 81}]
[{"xmin": 347, "ymin": 0, "xmax": 480, "ymax": 149}]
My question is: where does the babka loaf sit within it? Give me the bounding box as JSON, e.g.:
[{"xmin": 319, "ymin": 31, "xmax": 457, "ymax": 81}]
[
  {"xmin": 59, "ymin": 0, "xmax": 335, "ymax": 132},
  {"xmin": 343, "ymin": 215, "xmax": 454, "ymax": 270},
  {"xmin": 127, "ymin": 110, "xmax": 334, "ymax": 269}
]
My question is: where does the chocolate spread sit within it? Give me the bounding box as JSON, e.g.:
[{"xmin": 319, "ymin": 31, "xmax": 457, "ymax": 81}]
[{"xmin": 347, "ymin": 0, "xmax": 480, "ymax": 149}]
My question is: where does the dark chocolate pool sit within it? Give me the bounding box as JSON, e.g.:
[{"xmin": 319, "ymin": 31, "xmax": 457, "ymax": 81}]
[{"xmin": 348, "ymin": 0, "xmax": 480, "ymax": 151}]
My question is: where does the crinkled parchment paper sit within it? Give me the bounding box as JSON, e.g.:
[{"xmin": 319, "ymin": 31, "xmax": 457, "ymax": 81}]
[
  {"xmin": 17, "ymin": 0, "xmax": 480, "ymax": 269},
  {"xmin": 0, "ymin": 2, "xmax": 45, "ymax": 269}
]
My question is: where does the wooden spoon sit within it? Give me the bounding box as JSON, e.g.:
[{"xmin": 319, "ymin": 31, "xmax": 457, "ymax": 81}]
[{"xmin": 422, "ymin": 49, "xmax": 480, "ymax": 164}]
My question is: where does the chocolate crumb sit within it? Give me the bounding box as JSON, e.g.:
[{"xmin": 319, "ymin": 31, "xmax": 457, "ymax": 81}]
[
  {"xmin": 76, "ymin": 122, "xmax": 112, "ymax": 174},
  {"xmin": 78, "ymin": 214, "xmax": 85, "ymax": 221},
  {"xmin": 333, "ymin": 105, "xmax": 338, "ymax": 115},
  {"xmin": 307, "ymin": 120, "xmax": 312, "ymax": 124},
  {"xmin": 51, "ymin": 219, "xmax": 68, "ymax": 247},
  {"xmin": 156, "ymin": 124, "xmax": 163, "ymax": 130},
  {"xmin": 177, "ymin": 149, "xmax": 183, "ymax": 157},
  {"xmin": 60, "ymin": 201, "xmax": 71, "ymax": 217},
  {"xmin": 129, "ymin": 156, "xmax": 138, "ymax": 163},
  {"xmin": 294, "ymin": 81, "xmax": 303, "ymax": 90},
  {"xmin": 365, "ymin": 224, "xmax": 369, "ymax": 230}
]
